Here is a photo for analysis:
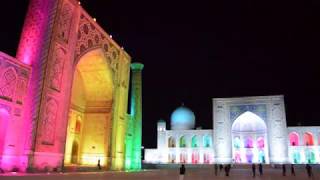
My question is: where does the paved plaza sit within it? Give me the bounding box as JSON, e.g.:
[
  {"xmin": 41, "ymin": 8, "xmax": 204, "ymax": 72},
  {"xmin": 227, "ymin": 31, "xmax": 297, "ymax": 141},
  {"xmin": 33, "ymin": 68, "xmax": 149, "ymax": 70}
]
[{"xmin": 0, "ymin": 166, "xmax": 319, "ymax": 180}]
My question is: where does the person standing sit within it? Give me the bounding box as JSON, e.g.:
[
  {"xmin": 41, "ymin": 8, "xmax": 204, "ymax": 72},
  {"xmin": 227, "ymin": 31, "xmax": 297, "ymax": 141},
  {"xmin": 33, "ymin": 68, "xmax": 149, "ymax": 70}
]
[
  {"xmin": 226, "ymin": 164, "xmax": 231, "ymax": 176},
  {"xmin": 179, "ymin": 164, "xmax": 186, "ymax": 180},
  {"xmin": 252, "ymin": 164, "xmax": 256, "ymax": 177},
  {"xmin": 214, "ymin": 164, "xmax": 218, "ymax": 176},
  {"xmin": 258, "ymin": 163, "xmax": 263, "ymax": 175},
  {"xmin": 306, "ymin": 164, "xmax": 312, "ymax": 178},
  {"xmin": 282, "ymin": 164, "xmax": 286, "ymax": 176},
  {"xmin": 224, "ymin": 164, "xmax": 231, "ymax": 176},
  {"xmin": 97, "ymin": 159, "xmax": 101, "ymax": 170},
  {"xmin": 291, "ymin": 164, "xmax": 295, "ymax": 176},
  {"xmin": 219, "ymin": 164, "xmax": 223, "ymax": 172}
]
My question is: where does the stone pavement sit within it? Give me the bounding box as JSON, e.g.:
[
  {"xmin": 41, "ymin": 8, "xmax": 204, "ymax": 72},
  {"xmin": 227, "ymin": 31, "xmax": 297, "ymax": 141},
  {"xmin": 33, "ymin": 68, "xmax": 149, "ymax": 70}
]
[{"xmin": 0, "ymin": 166, "xmax": 319, "ymax": 180}]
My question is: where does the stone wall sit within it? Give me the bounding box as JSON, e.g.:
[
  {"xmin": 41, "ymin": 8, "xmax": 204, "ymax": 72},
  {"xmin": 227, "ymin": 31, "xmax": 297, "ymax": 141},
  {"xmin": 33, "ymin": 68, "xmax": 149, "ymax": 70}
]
[{"xmin": 0, "ymin": 52, "xmax": 31, "ymax": 171}]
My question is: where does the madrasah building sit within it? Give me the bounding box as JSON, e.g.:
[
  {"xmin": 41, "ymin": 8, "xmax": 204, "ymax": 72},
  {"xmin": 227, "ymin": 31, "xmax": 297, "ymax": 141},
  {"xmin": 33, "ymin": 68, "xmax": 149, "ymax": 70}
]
[{"xmin": 144, "ymin": 95, "xmax": 320, "ymax": 165}]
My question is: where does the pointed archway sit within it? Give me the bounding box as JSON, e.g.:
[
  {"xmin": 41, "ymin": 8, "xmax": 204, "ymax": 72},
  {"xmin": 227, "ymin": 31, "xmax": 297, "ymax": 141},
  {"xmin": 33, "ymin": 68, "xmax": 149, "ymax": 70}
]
[
  {"xmin": 64, "ymin": 48, "xmax": 114, "ymax": 167},
  {"xmin": 231, "ymin": 111, "xmax": 269, "ymax": 164}
]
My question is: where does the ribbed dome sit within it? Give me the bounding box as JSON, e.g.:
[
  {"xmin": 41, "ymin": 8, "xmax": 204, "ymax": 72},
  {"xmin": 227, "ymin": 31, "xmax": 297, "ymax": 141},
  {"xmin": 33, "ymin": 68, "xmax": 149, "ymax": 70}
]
[
  {"xmin": 170, "ymin": 106, "xmax": 195, "ymax": 130},
  {"xmin": 232, "ymin": 111, "xmax": 266, "ymax": 133}
]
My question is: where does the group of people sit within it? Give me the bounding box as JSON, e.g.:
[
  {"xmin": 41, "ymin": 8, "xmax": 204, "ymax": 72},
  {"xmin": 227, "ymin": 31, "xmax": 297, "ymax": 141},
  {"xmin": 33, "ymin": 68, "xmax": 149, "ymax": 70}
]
[
  {"xmin": 274, "ymin": 164, "xmax": 313, "ymax": 178},
  {"xmin": 214, "ymin": 164, "xmax": 231, "ymax": 176},
  {"xmin": 179, "ymin": 163, "xmax": 315, "ymax": 179},
  {"xmin": 251, "ymin": 163, "xmax": 263, "ymax": 177}
]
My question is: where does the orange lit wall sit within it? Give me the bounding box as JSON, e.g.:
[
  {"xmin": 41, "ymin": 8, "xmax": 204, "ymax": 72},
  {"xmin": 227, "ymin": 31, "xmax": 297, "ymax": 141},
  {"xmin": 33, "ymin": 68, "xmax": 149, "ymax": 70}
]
[{"xmin": 64, "ymin": 49, "xmax": 113, "ymax": 167}]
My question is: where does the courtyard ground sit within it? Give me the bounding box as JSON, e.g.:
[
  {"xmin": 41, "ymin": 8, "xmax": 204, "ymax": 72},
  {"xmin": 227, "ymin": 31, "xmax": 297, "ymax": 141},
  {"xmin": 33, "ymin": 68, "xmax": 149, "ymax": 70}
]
[{"xmin": 0, "ymin": 166, "xmax": 319, "ymax": 180}]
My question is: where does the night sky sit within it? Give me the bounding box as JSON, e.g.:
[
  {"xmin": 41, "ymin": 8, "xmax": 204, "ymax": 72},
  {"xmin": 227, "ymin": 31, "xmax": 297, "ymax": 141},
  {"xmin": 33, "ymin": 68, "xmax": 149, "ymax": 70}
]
[{"xmin": 0, "ymin": 0, "xmax": 319, "ymax": 149}]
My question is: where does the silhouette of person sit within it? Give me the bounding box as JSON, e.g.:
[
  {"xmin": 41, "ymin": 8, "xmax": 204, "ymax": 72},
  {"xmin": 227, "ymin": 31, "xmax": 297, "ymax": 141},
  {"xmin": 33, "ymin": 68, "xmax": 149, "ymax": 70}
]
[
  {"xmin": 306, "ymin": 164, "xmax": 312, "ymax": 178},
  {"xmin": 219, "ymin": 164, "xmax": 223, "ymax": 172},
  {"xmin": 258, "ymin": 163, "xmax": 263, "ymax": 175},
  {"xmin": 97, "ymin": 159, "xmax": 101, "ymax": 170},
  {"xmin": 179, "ymin": 164, "xmax": 186, "ymax": 180},
  {"xmin": 282, "ymin": 164, "xmax": 286, "ymax": 176},
  {"xmin": 214, "ymin": 164, "xmax": 218, "ymax": 176},
  {"xmin": 252, "ymin": 164, "xmax": 256, "ymax": 177},
  {"xmin": 225, "ymin": 164, "xmax": 231, "ymax": 176},
  {"xmin": 291, "ymin": 164, "xmax": 295, "ymax": 176}
]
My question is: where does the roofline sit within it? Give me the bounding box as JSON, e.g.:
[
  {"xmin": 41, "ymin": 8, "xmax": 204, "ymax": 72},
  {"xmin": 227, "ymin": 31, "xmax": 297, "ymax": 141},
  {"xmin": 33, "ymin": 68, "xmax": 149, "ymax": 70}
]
[{"xmin": 213, "ymin": 95, "xmax": 284, "ymax": 101}]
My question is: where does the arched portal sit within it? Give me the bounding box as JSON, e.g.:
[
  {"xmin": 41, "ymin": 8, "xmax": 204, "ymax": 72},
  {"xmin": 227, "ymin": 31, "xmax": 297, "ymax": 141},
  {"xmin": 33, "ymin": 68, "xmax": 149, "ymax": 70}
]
[
  {"xmin": 168, "ymin": 136, "xmax": 176, "ymax": 148},
  {"xmin": 203, "ymin": 135, "xmax": 212, "ymax": 148},
  {"xmin": 303, "ymin": 132, "xmax": 315, "ymax": 164},
  {"xmin": 180, "ymin": 151, "xmax": 187, "ymax": 163},
  {"xmin": 168, "ymin": 151, "xmax": 176, "ymax": 163},
  {"xmin": 305, "ymin": 148, "xmax": 316, "ymax": 164},
  {"xmin": 231, "ymin": 111, "xmax": 269, "ymax": 164},
  {"xmin": 192, "ymin": 151, "xmax": 199, "ymax": 164},
  {"xmin": 303, "ymin": 132, "xmax": 314, "ymax": 146},
  {"xmin": 64, "ymin": 49, "xmax": 113, "ymax": 167},
  {"xmin": 289, "ymin": 132, "xmax": 299, "ymax": 146},
  {"xmin": 203, "ymin": 152, "xmax": 211, "ymax": 164},
  {"xmin": 191, "ymin": 135, "xmax": 198, "ymax": 148},
  {"xmin": 0, "ymin": 108, "xmax": 9, "ymax": 156},
  {"xmin": 180, "ymin": 136, "xmax": 186, "ymax": 148}
]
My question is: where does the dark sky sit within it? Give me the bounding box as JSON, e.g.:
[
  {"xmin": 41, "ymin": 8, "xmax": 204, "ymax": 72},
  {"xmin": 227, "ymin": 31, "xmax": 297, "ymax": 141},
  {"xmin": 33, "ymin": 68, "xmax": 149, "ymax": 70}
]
[{"xmin": 1, "ymin": 0, "xmax": 320, "ymax": 149}]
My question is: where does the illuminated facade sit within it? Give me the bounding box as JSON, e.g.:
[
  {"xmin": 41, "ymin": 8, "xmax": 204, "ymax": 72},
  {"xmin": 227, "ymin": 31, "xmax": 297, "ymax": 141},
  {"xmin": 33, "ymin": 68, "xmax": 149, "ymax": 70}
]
[
  {"xmin": 145, "ymin": 95, "xmax": 320, "ymax": 165},
  {"xmin": 0, "ymin": 0, "xmax": 142, "ymax": 172},
  {"xmin": 145, "ymin": 106, "xmax": 214, "ymax": 164}
]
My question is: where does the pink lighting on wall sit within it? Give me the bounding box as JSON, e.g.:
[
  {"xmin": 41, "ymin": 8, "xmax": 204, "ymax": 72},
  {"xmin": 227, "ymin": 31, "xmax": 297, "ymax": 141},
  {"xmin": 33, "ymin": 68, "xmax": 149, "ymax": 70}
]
[
  {"xmin": 16, "ymin": 0, "xmax": 55, "ymax": 65},
  {"xmin": 289, "ymin": 132, "xmax": 299, "ymax": 146},
  {"xmin": 0, "ymin": 108, "xmax": 9, "ymax": 155},
  {"xmin": 15, "ymin": 0, "xmax": 57, "ymax": 155},
  {"xmin": 257, "ymin": 137, "xmax": 265, "ymax": 149},
  {"xmin": 244, "ymin": 137, "xmax": 253, "ymax": 148}
]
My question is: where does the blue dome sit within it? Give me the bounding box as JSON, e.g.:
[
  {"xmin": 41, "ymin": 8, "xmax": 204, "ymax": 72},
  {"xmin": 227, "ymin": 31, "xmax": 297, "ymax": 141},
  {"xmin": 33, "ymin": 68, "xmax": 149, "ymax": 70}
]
[{"xmin": 170, "ymin": 106, "xmax": 195, "ymax": 130}]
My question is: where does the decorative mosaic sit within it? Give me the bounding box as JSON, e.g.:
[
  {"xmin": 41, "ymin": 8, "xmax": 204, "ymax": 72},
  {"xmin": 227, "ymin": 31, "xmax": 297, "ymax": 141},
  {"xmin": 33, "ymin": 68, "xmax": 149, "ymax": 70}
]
[{"xmin": 230, "ymin": 104, "xmax": 267, "ymax": 122}]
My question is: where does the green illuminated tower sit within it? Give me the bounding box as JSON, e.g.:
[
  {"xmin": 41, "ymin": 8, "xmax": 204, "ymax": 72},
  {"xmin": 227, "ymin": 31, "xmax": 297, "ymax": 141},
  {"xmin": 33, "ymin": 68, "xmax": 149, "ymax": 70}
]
[{"xmin": 126, "ymin": 62, "xmax": 144, "ymax": 170}]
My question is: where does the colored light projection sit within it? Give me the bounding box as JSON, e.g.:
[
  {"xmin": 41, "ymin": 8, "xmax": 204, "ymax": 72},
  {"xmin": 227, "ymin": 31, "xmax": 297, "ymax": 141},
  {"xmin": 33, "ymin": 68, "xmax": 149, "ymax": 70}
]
[
  {"xmin": 64, "ymin": 49, "xmax": 113, "ymax": 167},
  {"xmin": 0, "ymin": 0, "xmax": 144, "ymax": 172},
  {"xmin": 231, "ymin": 111, "xmax": 269, "ymax": 164},
  {"xmin": 0, "ymin": 108, "xmax": 9, "ymax": 168},
  {"xmin": 171, "ymin": 107, "xmax": 195, "ymax": 130},
  {"xmin": 203, "ymin": 135, "xmax": 212, "ymax": 148},
  {"xmin": 180, "ymin": 136, "xmax": 186, "ymax": 147},
  {"xmin": 125, "ymin": 63, "xmax": 144, "ymax": 170},
  {"xmin": 191, "ymin": 136, "xmax": 198, "ymax": 147},
  {"xmin": 288, "ymin": 131, "xmax": 318, "ymax": 164}
]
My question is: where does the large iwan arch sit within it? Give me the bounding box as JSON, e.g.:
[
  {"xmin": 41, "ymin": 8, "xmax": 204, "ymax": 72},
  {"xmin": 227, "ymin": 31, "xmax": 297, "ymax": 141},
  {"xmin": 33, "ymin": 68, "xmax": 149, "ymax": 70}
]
[
  {"xmin": 64, "ymin": 49, "xmax": 114, "ymax": 167},
  {"xmin": 231, "ymin": 111, "xmax": 269, "ymax": 164},
  {"xmin": 213, "ymin": 96, "xmax": 288, "ymax": 164},
  {"xmin": 0, "ymin": 0, "xmax": 143, "ymax": 172}
]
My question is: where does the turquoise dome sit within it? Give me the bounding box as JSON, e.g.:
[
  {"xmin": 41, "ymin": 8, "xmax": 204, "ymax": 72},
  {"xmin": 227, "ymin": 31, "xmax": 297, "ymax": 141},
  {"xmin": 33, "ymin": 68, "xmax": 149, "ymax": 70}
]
[{"xmin": 170, "ymin": 106, "xmax": 195, "ymax": 130}]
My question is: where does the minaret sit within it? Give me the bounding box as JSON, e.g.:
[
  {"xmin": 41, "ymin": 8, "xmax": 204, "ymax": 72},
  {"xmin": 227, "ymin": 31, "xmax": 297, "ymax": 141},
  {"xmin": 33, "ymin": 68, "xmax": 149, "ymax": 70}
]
[{"xmin": 130, "ymin": 62, "xmax": 144, "ymax": 169}]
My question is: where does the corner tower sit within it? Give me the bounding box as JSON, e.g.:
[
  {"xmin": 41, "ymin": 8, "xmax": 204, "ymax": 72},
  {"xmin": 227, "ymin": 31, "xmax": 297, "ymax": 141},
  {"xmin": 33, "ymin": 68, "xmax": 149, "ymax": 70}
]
[
  {"xmin": 157, "ymin": 120, "xmax": 166, "ymax": 149},
  {"xmin": 126, "ymin": 62, "xmax": 144, "ymax": 170}
]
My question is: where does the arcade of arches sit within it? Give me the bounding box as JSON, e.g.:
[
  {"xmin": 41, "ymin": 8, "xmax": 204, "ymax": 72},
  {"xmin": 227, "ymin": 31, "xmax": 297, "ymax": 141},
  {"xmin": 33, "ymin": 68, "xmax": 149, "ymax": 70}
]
[
  {"xmin": 288, "ymin": 131, "xmax": 319, "ymax": 164},
  {"xmin": 145, "ymin": 96, "xmax": 320, "ymax": 165}
]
